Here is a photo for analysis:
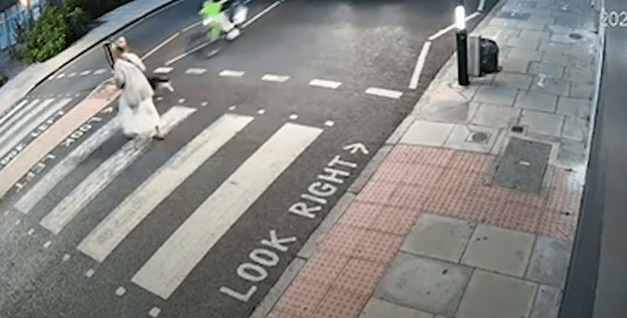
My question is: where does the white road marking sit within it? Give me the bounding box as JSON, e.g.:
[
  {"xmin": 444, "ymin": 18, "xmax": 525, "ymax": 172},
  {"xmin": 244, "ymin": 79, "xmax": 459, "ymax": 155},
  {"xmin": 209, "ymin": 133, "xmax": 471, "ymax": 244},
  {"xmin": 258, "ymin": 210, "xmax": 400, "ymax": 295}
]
[
  {"xmin": 132, "ymin": 123, "xmax": 323, "ymax": 299},
  {"xmin": 289, "ymin": 114, "xmax": 298, "ymax": 120},
  {"xmin": 409, "ymin": 41, "xmax": 432, "ymax": 90},
  {"xmin": 115, "ymin": 287, "xmax": 126, "ymax": 296},
  {"xmin": 182, "ymin": 21, "xmax": 202, "ymax": 33},
  {"xmin": 15, "ymin": 219, "xmax": 21, "ymax": 225},
  {"xmin": 324, "ymin": 121, "xmax": 334, "ymax": 127},
  {"xmin": 478, "ymin": 0, "xmax": 486, "ymax": 11},
  {"xmin": 94, "ymin": 69, "xmax": 107, "ymax": 75},
  {"xmin": 27, "ymin": 228, "xmax": 34, "ymax": 236},
  {"xmin": 201, "ymin": 102, "xmax": 208, "ymax": 107},
  {"xmin": 242, "ymin": 0, "xmax": 282, "ymax": 28},
  {"xmin": 219, "ymin": 70, "xmax": 246, "ymax": 77},
  {"xmin": 186, "ymin": 68, "xmax": 207, "ymax": 75},
  {"xmin": 0, "ymin": 98, "xmax": 71, "ymax": 160},
  {"xmin": 0, "ymin": 99, "xmax": 40, "ymax": 135},
  {"xmin": 63, "ymin": 254, "xmax": 71, "ymax": 261},
  {"xmin": 156, "ymin": 97, "xmax": 163, "ymax": 101},
  {"xmin": 56, "ymin": 74, "xmax": 66, "ymax": 79},
  {"xmin": 261, "ymin": 74, "xmax": 290, "ymax": 83},
  {"xmin": 15, "ymin": 119, "xmax": 120, "ymax": 214},
  {"xmin": 165, "ymin": 41, "xmax": 212, "ymax": 66},
  {"xmin": 149, "ymin": 307, "xmax": 161, "ymax": 317},
  {"xmin": 79, "ymin": 70, "xmax": 91, "ymax": 76},
  {"xmin": 77, "ymin": 114, "xmax": 254, "ymax": 263},
  {"xmin": 428, "ymin": 12, "xmax": 481, "ymax": 41},
  {"xmin": 143, "ymin": 32, "xmax": 180, "ymax": 60},
  {"xmin": 43, "ymin": 241, "xmax": 51, "ymax": 248},
  {"xmin": 39, "ymin": 107, "xmax": 196, "ymax": 235},
  {"xmin": 68, "ymin": 73, "xmax": 77, "ymax": 78},
  {"xmin": 257, "ymin": 109, "xmax": 265, "ymax": 115},
  {"xmin": 154, "ymin": 67, "xmax": 174, "ymax": 74},
  {"xmin": 229, "ymin": 106, "xmax": 236, "ymax": 110},
  {"xmin": 365, "ymin": 87, "xmax": 404, "ymax": 99},
  {"xmin": 0, "ymin": 99, "xmax": 29, "ymax": 128},
  {"xmin": 178, "ymin": 99, "xmax": 186, "ymax": 104},
  {"xmin": 309, "ymin": 79, "xmax": 342, "ymax": 89},
  {"xmin": 86, "ymin": 269, "xmax": 95, "ymax": 277}
]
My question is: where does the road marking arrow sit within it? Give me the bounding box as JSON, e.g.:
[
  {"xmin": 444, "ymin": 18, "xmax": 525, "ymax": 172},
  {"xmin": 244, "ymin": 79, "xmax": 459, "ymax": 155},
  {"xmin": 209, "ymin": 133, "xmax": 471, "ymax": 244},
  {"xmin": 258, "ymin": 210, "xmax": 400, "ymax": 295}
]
[{"xmin": 343, "ymin": 143, "xmax": 369, "ymax": 155}]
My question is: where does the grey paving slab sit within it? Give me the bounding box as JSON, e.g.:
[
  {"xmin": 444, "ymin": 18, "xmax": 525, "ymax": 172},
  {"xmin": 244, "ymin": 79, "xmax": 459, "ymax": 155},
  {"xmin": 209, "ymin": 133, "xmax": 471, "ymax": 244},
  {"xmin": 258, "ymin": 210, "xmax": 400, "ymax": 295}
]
[
  {"xmin": 538, "ymin": 41, "xmax": 572, "ymax": 52},
  {"xmin": 401, "ymin": 214, "xmax": 476, "ymax": 263},
  {"xmin": 471, "ymin": 104, "xmax": 521, "ymax": 129},
  {"xmin": 541, "ymin": 51, "xmax": 593, "ymax": 68},
  {"xmin": 530, "ymin": 76, "xmax": 570, "ymax": 96},
  {"xmin": 507, "ymin": 48, "xmax": 543, "ymax": 61},
  {"xmin": 461, "ymin": 224, "xmax": 535, "ymax": 277},
  {"xmin": 530, "ymin": 285, "xmax": 562, "ymax": 318},
  {"xmin": 489, "ymin": 17, "xmax": 521, "ymax": 27},
  {"xmin": 528, "ymin": 62, "xmax": 565, "ymax": 78},
  {"xmin": 374, "ymin": 252, "xmax": 473, "ymax": 317},
  {"xmin": 418, "ymin": 99, "xmax": 480, "ymax": 124},
  {"xmin": 525, "ymin": 236, "xmax": 573, "ymax": 288},
  {"xmin": 519, "ymin": 29, "xmax": 547, "ymax": 41},
  {"xmin": 507, "ymin": 36, "xmax": 541, "ymax": 49},
  {"xmin": 557, "ymin": 96, "xmax": 591, "ymax": 118},
  {"xmin": 555, "ymin": 139, "xmax": 587, "ymax": 167},
  {"xmin": 562, "ymin": 116, "xmax": 588, "ymax": 141},
  {"xmin": 517, "ymin": 20, "xmax": 548, "ymax": 30},
  {"xmin": 520, "ymin": 110, "xmax": 564, "ymax": 137},
  {"xmin": 499, "ymin": 58, "xmax": 531, "ymax": 74},
  {"xmin": 455, "ymin": 270, "xmax": 538, "ymax": 318},
  {"xmin": 444, "ymin": 124, "xmax": 500, "ymax": 153},
  {"xmin": 514, "ymin": 91, "xmax": 558, "ymax": 113},
  {"xmin": 492, "ymin": 72, "xmax": 533, "ymax": 89},
  {"xmin": 399, "ymin": 121, "xmax": 455, "ymax": 147},
  {"xmin": 569, "ymin": 81, "xmax": 594, "ymax": 100},
  {"xmin": 360, "ymin": 298, "xmax": 435, "ymax": 318},
  {"xmin": 564, "ymin": 67, "xmax": 594, "ymax": 84},
  {"xmin": 473, "ymin": 86, "xmax": 519, "ymax": 106}
]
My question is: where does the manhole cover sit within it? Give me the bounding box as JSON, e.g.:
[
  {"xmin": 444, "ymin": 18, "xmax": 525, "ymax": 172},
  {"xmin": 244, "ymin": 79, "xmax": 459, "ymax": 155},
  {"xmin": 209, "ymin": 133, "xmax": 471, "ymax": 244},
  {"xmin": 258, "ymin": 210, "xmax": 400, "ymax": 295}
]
[
  {"xmin": 569, "ymin": 33, "xmax": 583, "ymax": 40},
  {"xmin": 471, "ymin": 132, "xmax": 489, "ymax": 143},
  {"xmin": 494, "ymin": 138, "xmax": 552, "ymax": 193}
]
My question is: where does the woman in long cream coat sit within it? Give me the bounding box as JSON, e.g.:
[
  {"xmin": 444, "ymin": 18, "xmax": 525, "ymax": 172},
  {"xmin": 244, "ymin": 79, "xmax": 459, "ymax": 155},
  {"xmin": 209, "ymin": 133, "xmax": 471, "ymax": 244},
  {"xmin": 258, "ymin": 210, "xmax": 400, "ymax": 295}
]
[{"xmin": 111, "ymin": 43, "xmax": 165, "ymax": 140}]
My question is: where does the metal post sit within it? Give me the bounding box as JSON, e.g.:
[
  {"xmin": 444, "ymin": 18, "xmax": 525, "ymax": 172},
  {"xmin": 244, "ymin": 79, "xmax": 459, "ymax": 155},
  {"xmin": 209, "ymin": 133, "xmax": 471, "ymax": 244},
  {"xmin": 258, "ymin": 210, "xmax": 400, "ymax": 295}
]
[{"xmin": 455, "ymin": 3, "xmax": 469, "ymax": 86}]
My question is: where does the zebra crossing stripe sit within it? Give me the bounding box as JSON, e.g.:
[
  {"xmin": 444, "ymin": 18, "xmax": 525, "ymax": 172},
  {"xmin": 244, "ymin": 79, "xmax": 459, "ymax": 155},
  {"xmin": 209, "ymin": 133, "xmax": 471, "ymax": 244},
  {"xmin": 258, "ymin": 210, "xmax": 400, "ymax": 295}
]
[
  {"xmin": 39, "ymin": 106, "xmax": 196, "ymax": 235},
  {"xmin": 308, "ymin": 79, "xmax": 342, "ymax": 89},
  {"xmin": 0, "ymin": 98, "xmax": 70, "ymax": 160},
  {"xmin": 219, "ymin": 70, "xmax": 245, "ymax": 77},
  {"xmin": 14, "ymin": 119, "xmax": 120, "ymax": 214},
  {"xmin": 0, "ymin": 99, "xmax": 40, "ymax": 137},
  {"xmin": 0, "ymin": 99, "xmax": 29, "ymax": 128},
  {"xmin": 261, "ymin": 74, "xmax": 290, "ymax": 83},
  {"xmin": 132, "ymin": 123, "xmax": 322, "ymax": 299},
  {"xmin": 154, "ymin": 67, "xmax": 173, "ymax": 74},
  {"xmin": 365, "ymin": 87, "xmax": 403, "ymax": 99},
  {"xmin": 77, "ymin": 114, "xmax": 254, "ymax": 262},
  {"xmin": 185, "ymin": 68, "xmax": 207, "ymax": 75}
]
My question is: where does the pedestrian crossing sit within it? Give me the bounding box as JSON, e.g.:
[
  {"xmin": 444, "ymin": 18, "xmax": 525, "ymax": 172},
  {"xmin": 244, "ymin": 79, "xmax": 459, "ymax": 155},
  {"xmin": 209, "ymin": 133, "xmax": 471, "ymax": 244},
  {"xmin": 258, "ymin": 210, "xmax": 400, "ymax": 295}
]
[{"xmin": 1, "ymin": 97, "xmax": 328, "ymax": 302}]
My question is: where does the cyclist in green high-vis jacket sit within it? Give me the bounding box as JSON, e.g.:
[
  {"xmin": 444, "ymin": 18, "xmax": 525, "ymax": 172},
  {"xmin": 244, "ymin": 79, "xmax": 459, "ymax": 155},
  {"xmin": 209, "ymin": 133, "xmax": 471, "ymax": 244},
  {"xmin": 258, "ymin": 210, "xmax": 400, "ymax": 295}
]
[{"xmin": 200, "ymin": 0, "xmax": 233, "ymax": 40}]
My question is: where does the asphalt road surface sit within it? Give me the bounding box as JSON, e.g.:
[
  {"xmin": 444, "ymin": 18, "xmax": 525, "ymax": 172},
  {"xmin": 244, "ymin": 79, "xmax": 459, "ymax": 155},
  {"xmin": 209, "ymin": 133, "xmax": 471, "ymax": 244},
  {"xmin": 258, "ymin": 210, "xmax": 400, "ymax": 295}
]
[{"xmin": 0, "ymin": 0, "xmax": 499, "ymax": 317}]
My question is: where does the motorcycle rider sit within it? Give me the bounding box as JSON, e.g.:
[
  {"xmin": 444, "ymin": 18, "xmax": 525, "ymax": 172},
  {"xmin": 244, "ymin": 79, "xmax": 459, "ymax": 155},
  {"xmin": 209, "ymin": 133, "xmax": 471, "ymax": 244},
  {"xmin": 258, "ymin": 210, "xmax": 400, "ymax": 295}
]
[{"xmin": 200, "ymin": 0, "xmax": 235, "ymax": 41}]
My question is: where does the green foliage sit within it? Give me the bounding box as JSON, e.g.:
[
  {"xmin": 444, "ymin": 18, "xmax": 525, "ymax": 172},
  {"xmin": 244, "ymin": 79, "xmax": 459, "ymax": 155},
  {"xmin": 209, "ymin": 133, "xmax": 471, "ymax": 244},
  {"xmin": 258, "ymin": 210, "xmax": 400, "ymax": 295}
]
[{"xmin": 23, "ymin": 6, "xmax": 69, "ymax": 63}]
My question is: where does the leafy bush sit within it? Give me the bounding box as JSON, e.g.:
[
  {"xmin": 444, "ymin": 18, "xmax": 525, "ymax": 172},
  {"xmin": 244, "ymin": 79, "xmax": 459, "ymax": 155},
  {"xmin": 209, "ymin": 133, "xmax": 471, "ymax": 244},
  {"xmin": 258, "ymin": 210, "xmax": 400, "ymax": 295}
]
[{"xmin": 23, "ymin": 6, "xmax": 69, "ymax": 63}]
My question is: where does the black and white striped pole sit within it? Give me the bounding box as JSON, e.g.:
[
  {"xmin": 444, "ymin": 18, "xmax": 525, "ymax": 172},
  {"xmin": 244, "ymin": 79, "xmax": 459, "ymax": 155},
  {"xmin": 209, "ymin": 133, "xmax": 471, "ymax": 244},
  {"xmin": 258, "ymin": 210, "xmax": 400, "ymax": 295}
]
[{"xmin": 455, "ymin": 1, "xmax": 469, "ymax": 86}]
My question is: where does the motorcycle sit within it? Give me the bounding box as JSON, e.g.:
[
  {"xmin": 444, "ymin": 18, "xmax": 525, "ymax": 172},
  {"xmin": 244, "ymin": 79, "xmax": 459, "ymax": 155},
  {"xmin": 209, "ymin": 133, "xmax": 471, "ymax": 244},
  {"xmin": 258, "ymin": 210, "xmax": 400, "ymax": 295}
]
[{"xmin": 201, "ymin": 0, "xmax": 249, "ymax": 42}]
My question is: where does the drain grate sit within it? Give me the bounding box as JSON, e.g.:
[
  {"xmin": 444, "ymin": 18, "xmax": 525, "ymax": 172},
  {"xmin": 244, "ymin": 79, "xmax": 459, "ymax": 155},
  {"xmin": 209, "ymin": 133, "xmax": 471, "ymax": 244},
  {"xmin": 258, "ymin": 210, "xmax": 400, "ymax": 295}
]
[
  {"xmin": 569, "ymin": 33, "xmax": 583, "ymax": 40},
  {"xmin": 511, "ymin": 125, "xmax": 525, "ymax": 133},
  {"xmin": 494, "ymin": 138, "xmax": 552, "ymax": 193}
]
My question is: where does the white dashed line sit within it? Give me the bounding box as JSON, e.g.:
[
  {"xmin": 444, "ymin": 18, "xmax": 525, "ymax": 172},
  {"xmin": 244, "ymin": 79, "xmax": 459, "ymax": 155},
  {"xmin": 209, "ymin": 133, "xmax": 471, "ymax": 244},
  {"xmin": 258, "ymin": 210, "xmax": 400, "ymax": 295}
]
[
  {"xmin": 56, "ymin": 74, "xmax": 66, "ymax": 79},
  {"xmin": 219, "ymin": 70, "xmax": 245, "ymax": 77},
  {"xmin": 242, "ymin": 0, "xmax": 282, "ymax": 29},
  {"xmin": 149, "ymin": 307, "xmax": 162, "ymax": 317},
  {"xmin": 166, "ymin": 42, "xmax": 212, "ymax": 66},
  {"xmin": 229, "ymin": 106, "xmax": 236, "ymax": 110},
  {"xmin": 289, "ymin": 114, "xmax": 298, "ymax": 120},
  {"xmin": 27, "ymin": 228, "xmax": 35, "ymax": 236},
  {"xmin": 178, "ymin": 99, "xmax": 186, "ymax": 104},
  {"xmin": 324, "ymin": 121, "xmax": 335, "ymax": 127},
  {"xmin": 15, "ymin": 219, "xmax": 21, "ymax": 225},
  {"xmin": 309, "ymin": 79, "xmax": 342, "ymax": 89},
  {"xmin": 365, "ymin": 87, "xmax": 404, "ymax": 99},
  {"xmin": 115, "ymin": 287, "xmax": 126, "ymax": 296},
  {"xmin": 410, "ymin": 41, "xmax": 432, "ymax": 90},
  {"xmin": 94, "ymin": 69, "xmax": 107, "ymax": 75},
  {"xmin": 261, "ymin": 74, "xmax": 290, "ymax": 83},
  {"xmin": 154, "ymin": 67, "xmax": 174, "ymax": 74},
  {"xmin": 257, "ymin": 109, "xmax": 265, "ymax": 115},
  {"xmin": 143, "ymin": 33, "xmax": 180, "ymax": 60},
  {"xmin": 79, "ymin": 70, "xmax": 91, "ymax": 76},
  {"xmin": 63, "ymin": 254, "xmax": 71, "ymax": 261},
  {"xmin": 186, "ymin": 68, "xmax": 207, "ymax": 75},
  {"xmin": 86, "ymin": 269, "xmax": 95, "ymax": 277},
  {"xmin": 68, "ymin": 72, "xmax": 77, "ymax": 77},
  {"xmin": 43, "ymin": 241, "xmax": 52, "ymax": 248},
  {"xmin": 201, "ymin": 102, "xmax": 208, "ymax": 107},
  {"xmin": 156, "ymin": 97, "xmax": 163, "ymax": 101},
  {"xmin": 182, "ymin": 21, "xmax": 202, "ymax": 33}
]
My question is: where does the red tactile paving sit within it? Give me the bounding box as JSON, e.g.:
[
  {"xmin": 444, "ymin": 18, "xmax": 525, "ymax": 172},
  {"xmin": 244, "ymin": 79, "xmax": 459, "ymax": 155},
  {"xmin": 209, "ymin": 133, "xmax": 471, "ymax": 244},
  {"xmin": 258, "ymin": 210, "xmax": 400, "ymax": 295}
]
[
  {"xmin": 401, "ymin": 164, "xmax": 444, "ymax": 186},
  {"xmin": 370, "ymin": 161, "xmax": 412, "ymax": 183},
  {"xmin": 449, "ymin": 151, "xmax": 495, "ymax": 174},
  {"xmin": 267, "ymin": 311, "xmax": 302, "ymax": 318},
  {"xmin": 538, "ymin": 210, "xmax": 578, "ymax": 240},
  {"xmin": 386, "ymin": 145, "xmax": 455, "ymax": 166},
  {"xmin": 497, "ymin": 202, "xmax": 545, "ymax": 232},
  {"xmin": 356, "ymin": 181, "xmax": 397, "ymax": 205},
  {"xmin": 298, "ymin": 251, "xmax": 351, "ymax": 287},
  {"xmin": 353, "ymin": 230, "xmax": 404, "ymax": 264},
  {"xmin": 312, "ymin": 288, "xmax": 369, "ymax": 318},
  {"xmin": 461, "ymin": 187, "xmax": 510, "ymax": 224},
  {"xmin": 547, "ymin": 187, "xmax": 582, "ymax": 215},
  {"xmin": 423, "ymin": 186, "xmax": 468, "ymax": 216},
  {"xmin": 339, "ymin": 202, "xmax": 385, "ymax": 229},
  {"xmin": 319, "ymin": 224, "xmax": 368, "ymax": 257},
  {"xmin": 371, "ymin": 206, "xmax": 421, "ymax": 235},
  {"xmin": 387, "ymin": 184, "xmax": 433, "ymax": 210},
  {"xmin": 507, "ymin": 191, "xmax": 547, "ymax": 209},
  {"xmin": 333, "ymin": 259, "xmax": 387, "ymax": 296},
  {"xmin": 273, "ymin": 276, "xmax": 329, "ymax": 317}
]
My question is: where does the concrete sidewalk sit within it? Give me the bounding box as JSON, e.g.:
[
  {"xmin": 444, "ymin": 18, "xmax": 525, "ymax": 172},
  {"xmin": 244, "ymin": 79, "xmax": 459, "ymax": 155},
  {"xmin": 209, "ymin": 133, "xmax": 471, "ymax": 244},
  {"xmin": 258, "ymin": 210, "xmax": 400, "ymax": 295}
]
[
  {"xmin": 255, "ymin": 0, "xmax": 601, "ymax": 317},
  {"xmin": 0, "ymin": 0, "xmax": 179, "ymax": 117}
]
